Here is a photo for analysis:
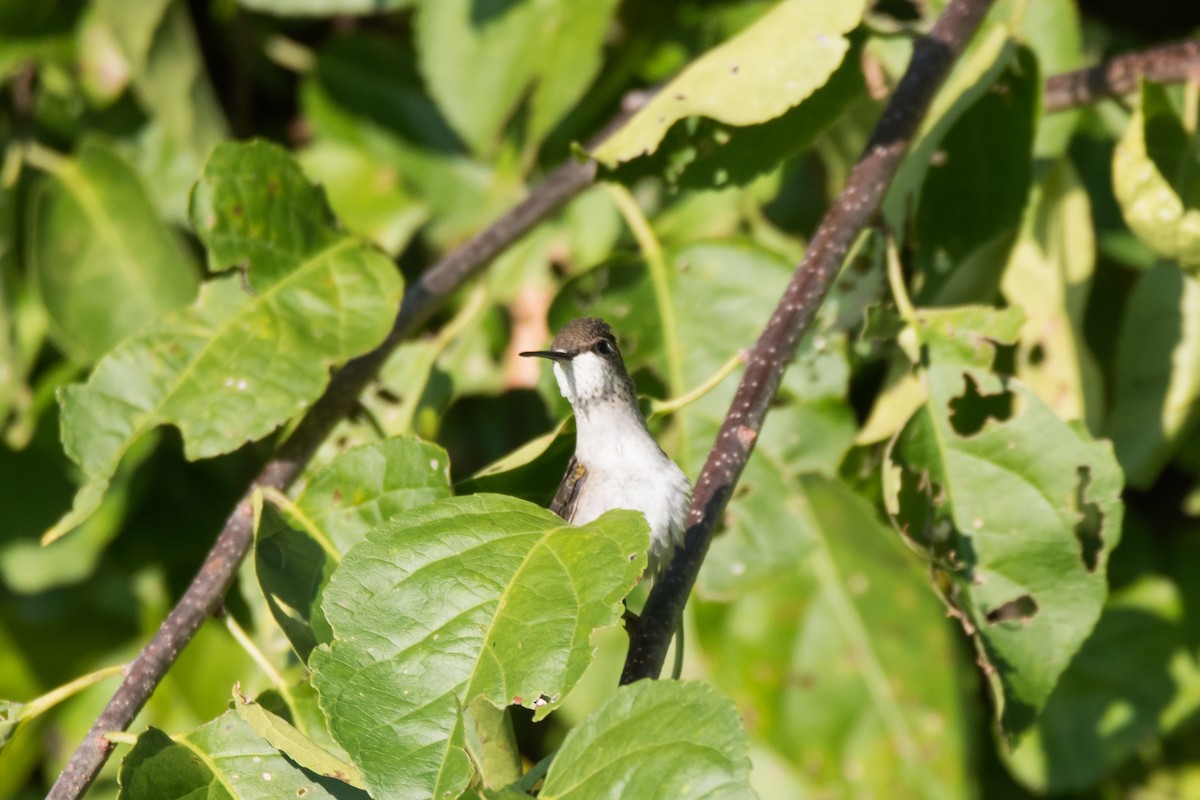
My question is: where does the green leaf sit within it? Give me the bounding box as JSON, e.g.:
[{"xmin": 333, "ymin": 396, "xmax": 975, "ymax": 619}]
[
  {"xmin": 77, "ymin": 7, "xmax": 130, "ymax": 106},
  {"xmin": 117, "ymin": 714, "xmax": 367, "ymax": 800},
  {"xmin": 1105, "ymin": 262, "xmax": 1200, "ymax": 488},
  {"xmin": 28, "ymin": 139, "xmax": 199, "ymax": 363},
  {"xmin": 1006, "ymin": 575, "xmax": 1200, "ymax": 792},
  {"xmin": 592, "ymin": 0, "xmax": 865, "ymax": 168},
  {"xmin": 303, "ymin": 33, "xmax": 501, "ymax": 246},
  {"xmin": 1001, "ymin": 159, "xmax": 1103, "ymax": 428},
  {"xmin": 416, "ymin": 0, "xmax": 620, "ymax": 154},
  {"xmin": 609, "ymin": 37, "xmax": 866, "ymax": 190},
  {"xmin": 1016, "ymin": 0, "xmax": 1084, "ymax": 159},
  {"xmin": 256, "ymin": 437, "xmax": 453, "ymax": 661},
  {"xmin": 887, "ymin": 305, "xmax": 1125, "ymax": 736},
  {"xmin": 0, "ymin": 1, "xmax": 76, "ymax": 79},
  {"xmin": 309, "ymin": 495, "xmax": 647, "ymax": 800},
  {"xmin": 47, "ymin": 140, "xmax": 403, "ymax": 543},
  {"xmin": 696, "ymin": 475, "xmax": 969, "ymax": 798},
  {"xmin": 233, "ymin": 694, "xmax": 364, "ymax": 789},
  {"xmin": 1113, "ymin": 82, "xmax": 1200, "ymax": 269},
  {"xmin": 883, "ymin": 24, "xmax": 1012, "ymax": 235},
  {"xmin": 913, "ymin": 46, "xmax": 1037, "ymax": 279},
  {"xmin": 539, "ymin": 680, "xmax": 755, "ymax": 800},
  {"xmin": 95, "ymin": 0, "xmax": 228, "ymax": 221},
  {"xmin": 0, "ymin": 700, "xmax": 21, "ymax": 749},
  {"xmin": 299, "ymin": 140, "xmax": 428, "ymax": 256}
]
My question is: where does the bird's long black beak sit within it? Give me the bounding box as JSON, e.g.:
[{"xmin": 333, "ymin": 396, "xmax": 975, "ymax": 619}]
[{"xmin": 519, "ymin": 350, "xmax": 572, "ymax": 362}]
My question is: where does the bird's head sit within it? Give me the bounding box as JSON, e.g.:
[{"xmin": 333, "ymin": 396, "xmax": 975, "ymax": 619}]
[{"xmin": 520, "ymin": 317, "xmax": 635, "ymax": 410}]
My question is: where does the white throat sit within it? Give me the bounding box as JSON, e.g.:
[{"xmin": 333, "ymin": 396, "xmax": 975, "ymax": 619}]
[{"xmin": 552, "ymin": 352, "xmax": 656, "ymax": 471}]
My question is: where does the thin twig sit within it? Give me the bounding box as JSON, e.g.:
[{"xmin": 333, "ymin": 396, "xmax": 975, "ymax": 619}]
[
  {"xmin": 1044, "ymin": 40, "xmax": 1200, "ymax": 113},
  {"xmin": 620, "ymin": 0, "xmax": 997, "ymax": 685}
]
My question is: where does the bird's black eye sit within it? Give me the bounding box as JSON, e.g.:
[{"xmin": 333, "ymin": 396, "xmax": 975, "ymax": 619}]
[{"xmin": 593, "ymin": 339, "xmax": 616, "ymax": 356}]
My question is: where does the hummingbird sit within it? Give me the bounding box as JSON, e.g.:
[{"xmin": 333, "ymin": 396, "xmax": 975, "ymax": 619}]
[{"xmin": 521, "ymin": 317, "xmax": 691, "ymax": 577}]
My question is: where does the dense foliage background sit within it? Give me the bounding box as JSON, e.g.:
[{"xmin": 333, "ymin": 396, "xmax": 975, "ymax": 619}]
[{"xmin": 3, "ymin": 0, "xmax": 1200, "ymax": 797}]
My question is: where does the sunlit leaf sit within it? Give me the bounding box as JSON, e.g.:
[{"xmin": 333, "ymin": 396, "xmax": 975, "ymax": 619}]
[
  {"xmin": 299, "ymin": 140, "xmax": 428, "ymax": 256},
  {"xmin": 47, "ymin": 140, "xmax": 402, "ymax": 542},
  {"xmin": 539, "ymin": 680, "xmax": 755, "ymax": 800},
  {"xmin": 1105, "ymin": 262, "xmax": 1200, "ymax": 488},
  {"xmin": 303, "ymin": 33, "xmax": 500, "ymax": 246},
  {"xmin": 417, "ymin": 0, "xmax": 619, "ymax": 154},
  {"xmin": 607, "ymin": 38, "xmax": 866, "ymax": 190},
  {"xmin": 592, "ymin": 0, "xmax": 866, "ymax": 168},
  {"xmin": 887, "ymin": 305, "xmax": 1124, "ymax": 736},
  {"xmin": 1113, "ymin": 81, "xmax": 1200, "ymax": 270},
  {"xmin": 95, "ymin": 0, "xmax": 228, "ymax": 220},
  {"xmin": 117, "ymin": 715, "xmax": 366, "ymax": 800},
  {"xmin": 233, "ymin": 694, "xmax": 363, "ymax": 789},
  {"xmin": 1007, "ymin": 576, "xmax": 1200, "ymax": 792},
  {"xmin": 256, "ymin": 437, "xmax": 453, "ymax": 661},
  {"xmin": 28, "ymin": 139, "xmax": 198, "ymax": 363},
  {"xmin": 310, "ymin": 495, "xmax": 647, "ymax": 800},
  {"xmin": 1001, "ymin": 159, "xmax": 1103, "ymax": 427}
]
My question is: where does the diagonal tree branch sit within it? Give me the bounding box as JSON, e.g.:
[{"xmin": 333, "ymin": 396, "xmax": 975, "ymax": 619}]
[
  {"xmin": 1044, "ymin": 39, "xmax": 1200, "ymax": 112},
  {"xmin": 620, "ymin": 0, "xmax": 997, "ymax": 685},
  {"xmin": 44, "ymin": 19, "xmax": 1200, "ymax": 799}
]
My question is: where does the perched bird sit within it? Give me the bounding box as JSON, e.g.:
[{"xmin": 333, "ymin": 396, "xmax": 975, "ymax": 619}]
[{"xmin": 521, "ymin": 317, "xmax": 691, "ymax": 577}]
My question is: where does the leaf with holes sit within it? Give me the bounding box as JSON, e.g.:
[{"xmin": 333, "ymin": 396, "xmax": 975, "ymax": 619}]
[
  {"xmin": 1006, "ymin": 576, "xmax": 1200, "ymax": 792},
  {"xmin": 884, "ymin": 305, "xmax": 1124, "ymax": 736},
  {"xmin": 46, "ymin": 140, "xmax": 402, "ymax": 543},
  {"xmin": 309, "ymin": 495, "xmax": 647, "ymax": 800}
]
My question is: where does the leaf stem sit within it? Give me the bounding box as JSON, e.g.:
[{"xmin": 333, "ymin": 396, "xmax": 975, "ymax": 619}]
[
  {"xmin": 607, "ymin": 184, "xmax": 688, "ymax": 460},
  {"xmin": 223, "ymin": 613, "xmax": 298, "ymax": 723},
  {"xmin": 886, "ymin": 235, "xmax": 918, "ymax": 327},
  {"xmin": 648, "ymin": 351, "xmax": 743, "ymax": 420},
  {"xmin": 20, "ymin": 140, "xmax": 66, "ymax": 175},
  {"xmin": 18, "ymin": 664, "xmax": 126, "ymax": 722}
]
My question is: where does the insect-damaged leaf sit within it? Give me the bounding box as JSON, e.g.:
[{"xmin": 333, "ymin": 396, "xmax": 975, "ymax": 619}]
[{"xmin": 883, "ymin": 305, "xmax": 1124, "ymax": 736}]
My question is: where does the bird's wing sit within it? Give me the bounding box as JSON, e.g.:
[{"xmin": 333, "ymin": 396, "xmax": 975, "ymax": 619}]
[{"xmin": 550, "ymin": 455, "xmax": 587, "ymax": 522}]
